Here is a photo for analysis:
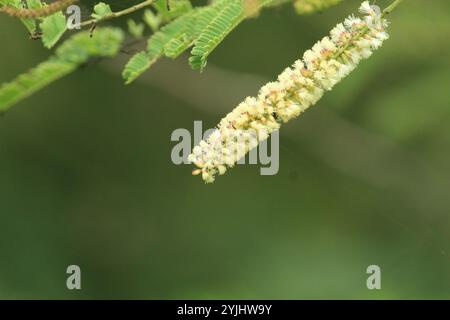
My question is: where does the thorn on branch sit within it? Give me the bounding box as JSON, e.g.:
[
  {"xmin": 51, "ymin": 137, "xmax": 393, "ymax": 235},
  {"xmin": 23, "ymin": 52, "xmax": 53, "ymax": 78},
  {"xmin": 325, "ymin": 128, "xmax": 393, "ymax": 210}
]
[{"xmin": 89, "ymin": 23, "xmax": 97, "ymax": 38}]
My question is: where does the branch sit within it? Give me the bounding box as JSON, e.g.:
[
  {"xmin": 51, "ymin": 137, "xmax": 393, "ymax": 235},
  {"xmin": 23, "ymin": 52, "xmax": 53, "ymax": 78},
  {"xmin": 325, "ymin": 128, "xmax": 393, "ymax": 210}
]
[
  {"xmin": 78, "ymin": 0, "xmax": 157, "ymax": 28},
  {"xmin": 0, "ymin": 0, "xmax": 78, "ymax": 18}
]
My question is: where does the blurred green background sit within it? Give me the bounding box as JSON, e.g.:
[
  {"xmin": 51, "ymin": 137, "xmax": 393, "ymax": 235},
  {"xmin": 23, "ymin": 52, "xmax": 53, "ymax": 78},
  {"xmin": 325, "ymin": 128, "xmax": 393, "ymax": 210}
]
[{"xmin": 0, "ymin": 0, "xmax": 449, "ymax": 299}]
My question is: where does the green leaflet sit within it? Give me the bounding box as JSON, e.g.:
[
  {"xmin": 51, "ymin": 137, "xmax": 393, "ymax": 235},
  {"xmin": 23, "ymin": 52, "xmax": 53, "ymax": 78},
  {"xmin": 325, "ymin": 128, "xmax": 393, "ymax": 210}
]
[
  {"xmin": 122, "ymin": 0, "xmax": 242, "ymax": 83},
  {"xmin": 40, "ymin": 11, "xmax": 67, "ymax": 48},
  {"xmin": 127, "ymin": 19, "xmax": 145, "ymax": 38},
  {"xmin": 0, "ymin": 28, "xmax": 124, "ymax": 112},
  {"xmin": 162, "ymin": 4, "xmax": 225, "ymax": 60},
  {"xmin": 92, "ymin": 2, "xmax": 113, "ymax": 20},
  {"xmin": 1, "ymin": 0, "xmax": 68, "ymax": 47},
  {"xmin": 143, "ymin": 9, "xmax": 161, "ymax": 32},
  {"xmin": 188, "ymin": 0, "xmax": 286, "ymax": 71},
  {"xmin": 26, "ymin": 0, "xmax": 42, "ymax": 8},
  {"xmin": 1, "ymin": 0, "xmax": 67, "ymax": 48},
  {"xmin": 0, "ymin": 0, "xmax": 36, "ymax": 32},
  {"xmin": 189, "ymin": 0, "xmax": 244, "ymax": 71},
  {"xmin": 122, "ymin": 0, "xmax": 288, "ymax": 83},
  {"xmin": 186, "ymin": 0, "xmax": 344, "ymax": 71},
  {"xmin": 152, "ymin": 0, "xmax": 192, "ymax": 22},
  {"xmin": 148, "ymin": 9, "xmax": 197, "ymax": 58},
  {"xmin": 0, "ymin": 59, "xmax": 76, "ymax": 113},
  {"xmin": 122, "ymin": 51, "xmax": 157, "ymax": 85},
  {"xmin": 122, "ymin": 10, "xmax": 197, "ymax": 84},
  {"xmin": 55, "ymin": 27, "xmax": 124, "ymax": 63},
  {"xmin": 0, "ymin": 0, "xmax": 348, "ymax": 110}
]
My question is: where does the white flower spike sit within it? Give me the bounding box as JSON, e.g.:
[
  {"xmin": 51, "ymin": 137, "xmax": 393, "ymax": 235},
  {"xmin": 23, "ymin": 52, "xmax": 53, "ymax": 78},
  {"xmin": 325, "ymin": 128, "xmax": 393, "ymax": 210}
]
[{"xmin": 189, "ymin": 1, "xmax": 390, "ymax": 183}]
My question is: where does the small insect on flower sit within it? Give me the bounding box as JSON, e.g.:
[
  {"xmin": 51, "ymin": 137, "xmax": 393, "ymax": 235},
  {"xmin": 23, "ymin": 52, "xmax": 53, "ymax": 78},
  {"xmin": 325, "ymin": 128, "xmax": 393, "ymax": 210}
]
[{"xmin": 189, "ymin": 1, "xmax": 390, "ymax": 183}]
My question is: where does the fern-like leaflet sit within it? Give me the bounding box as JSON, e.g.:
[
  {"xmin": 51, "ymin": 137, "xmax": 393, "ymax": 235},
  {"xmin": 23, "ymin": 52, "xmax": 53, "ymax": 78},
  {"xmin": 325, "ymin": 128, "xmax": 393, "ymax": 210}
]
[
  {"xmin": 122, "ymin": 10, "xmax": 197, "ymax": 84},
  {"xmin": 122, "ymin": 0, "xmax": 289, "ymax": 84},
  {"xmin": 0, "ymin": 0, "xmax": 350, "ymax": 110},
  {"xmin": 0, "ymin": 27, "xmax": 124, "ymax": 112},
  {"xmin": 189, "ymin": 0, "xmax": 244, "ymax": 71}
]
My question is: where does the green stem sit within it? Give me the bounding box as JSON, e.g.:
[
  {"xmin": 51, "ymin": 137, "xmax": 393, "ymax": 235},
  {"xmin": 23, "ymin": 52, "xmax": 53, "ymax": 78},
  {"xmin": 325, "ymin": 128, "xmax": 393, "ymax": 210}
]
[
  {"xmin": 382, "ymin": 0, "xmax": 404, "ymax": 17},
  {"xmin": 79, "ymin": 0, "xmax": 157, "ymax": 28}
]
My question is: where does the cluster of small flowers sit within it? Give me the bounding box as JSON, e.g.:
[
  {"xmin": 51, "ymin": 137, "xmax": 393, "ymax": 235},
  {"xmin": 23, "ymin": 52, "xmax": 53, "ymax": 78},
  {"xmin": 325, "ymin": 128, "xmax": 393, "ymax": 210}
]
[{"xmin": 189, "ymin": 1, "xmax": 389, "ymax": 183}]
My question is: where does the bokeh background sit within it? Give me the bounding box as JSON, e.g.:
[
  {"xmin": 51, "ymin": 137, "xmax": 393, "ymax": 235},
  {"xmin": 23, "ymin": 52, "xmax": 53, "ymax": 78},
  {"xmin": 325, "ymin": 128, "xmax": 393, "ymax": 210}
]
[{"xmin": 0, "ymin": 0, "xmax": 449, "ymax": 299}]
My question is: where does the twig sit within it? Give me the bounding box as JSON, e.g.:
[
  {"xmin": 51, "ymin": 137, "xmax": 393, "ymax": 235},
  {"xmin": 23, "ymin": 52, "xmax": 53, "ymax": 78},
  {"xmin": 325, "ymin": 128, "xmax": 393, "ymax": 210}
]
[
  {"xmin": 382, "ymin": 0, "xmax": 404, "ymax": 17},
  {"xmin": 0, "ymin": 0, "xmax": 78, "ymax": 18},
  {"xmin": 78, "ymin": 0, "xmax": 157, "ymax": 28}
]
